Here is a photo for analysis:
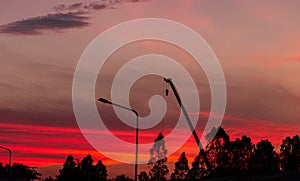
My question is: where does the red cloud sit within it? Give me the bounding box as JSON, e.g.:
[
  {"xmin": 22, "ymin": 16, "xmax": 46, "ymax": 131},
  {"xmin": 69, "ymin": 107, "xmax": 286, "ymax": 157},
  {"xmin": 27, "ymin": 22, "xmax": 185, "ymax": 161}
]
[{"xmin": 1, "ymin": 112, "xmax": 299, "ymax": 167}]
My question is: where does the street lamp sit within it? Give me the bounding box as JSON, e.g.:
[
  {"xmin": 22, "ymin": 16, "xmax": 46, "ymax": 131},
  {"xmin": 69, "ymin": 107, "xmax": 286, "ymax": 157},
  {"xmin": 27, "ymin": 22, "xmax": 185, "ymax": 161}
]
[
  {"xmin": 0, "ymin": 146, "xmax": 11, "ymax": 166},
  {"xmin": 98, "ymin": 98, "xmax": 139, "ymax": 181}
]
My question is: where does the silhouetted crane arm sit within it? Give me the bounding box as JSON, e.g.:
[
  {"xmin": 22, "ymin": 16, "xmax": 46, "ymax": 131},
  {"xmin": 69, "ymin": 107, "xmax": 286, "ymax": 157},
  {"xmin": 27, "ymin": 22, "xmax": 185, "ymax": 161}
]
[{"xmin": 163, "ymin": 78, "xmax": 211, "ymax": 171}]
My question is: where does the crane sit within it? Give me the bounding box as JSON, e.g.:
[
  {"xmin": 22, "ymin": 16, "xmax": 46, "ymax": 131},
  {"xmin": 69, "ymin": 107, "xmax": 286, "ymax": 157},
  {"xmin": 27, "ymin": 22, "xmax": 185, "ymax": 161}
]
[{"xmin": 163, "ymin": 78, "xmax": 211, "ymax": 171}]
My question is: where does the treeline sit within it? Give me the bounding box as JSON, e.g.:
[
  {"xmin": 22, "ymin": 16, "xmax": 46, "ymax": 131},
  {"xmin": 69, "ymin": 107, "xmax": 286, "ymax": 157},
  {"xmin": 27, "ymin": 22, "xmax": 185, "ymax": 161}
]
[
  {"xmin": 173, "ymin": 127, "xmax": 300, "ymax": 180},
  {"xmin": 1, "ymin": 127, "xmax": 300, "ymax": 181},
  {"xmin": 0, "ymin": 163, "xmax": 41, "ymax": 181}
]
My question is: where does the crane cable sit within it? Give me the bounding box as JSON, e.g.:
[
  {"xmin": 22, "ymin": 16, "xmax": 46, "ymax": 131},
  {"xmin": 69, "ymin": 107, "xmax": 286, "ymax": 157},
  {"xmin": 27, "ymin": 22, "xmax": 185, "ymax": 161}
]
[{"xmin": 162, "ymin": 79, "xmax": 169, "ymax": 133}]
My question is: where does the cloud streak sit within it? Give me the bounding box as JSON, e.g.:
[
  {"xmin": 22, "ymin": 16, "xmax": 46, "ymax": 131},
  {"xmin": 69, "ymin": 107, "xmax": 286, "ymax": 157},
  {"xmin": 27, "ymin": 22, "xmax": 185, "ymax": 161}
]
[
  {"xmin": 53, "ymin": 0, "xmax": 144, "ymax": 12},
  {"xmin": 1, "ymin": 110, "xmax": 299, "ymax": 167},
  {"xmin": 0, "ymin": 12, "xmax": 89, "ymax": 35},
  {"xmin": 0, "ymin": 0, "xmax": 146, "ymax": 35}
]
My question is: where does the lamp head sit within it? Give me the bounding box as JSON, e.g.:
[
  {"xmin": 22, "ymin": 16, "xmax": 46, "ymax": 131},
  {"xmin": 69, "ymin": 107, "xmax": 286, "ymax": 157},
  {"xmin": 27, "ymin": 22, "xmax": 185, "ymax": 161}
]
[{"xmin": 98, "ymin": 98, "xmax": 111, "ymax": 104}]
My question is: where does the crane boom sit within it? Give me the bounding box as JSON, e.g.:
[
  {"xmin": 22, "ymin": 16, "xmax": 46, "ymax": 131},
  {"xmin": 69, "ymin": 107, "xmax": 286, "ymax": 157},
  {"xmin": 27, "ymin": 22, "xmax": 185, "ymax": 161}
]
[
  {"xmin": 163, "ymin": 78, "xmax": 211, "ymax": 171},
  {"xmin": 164, "ymin": 78, "xmax": 203, "ymax": 149}
]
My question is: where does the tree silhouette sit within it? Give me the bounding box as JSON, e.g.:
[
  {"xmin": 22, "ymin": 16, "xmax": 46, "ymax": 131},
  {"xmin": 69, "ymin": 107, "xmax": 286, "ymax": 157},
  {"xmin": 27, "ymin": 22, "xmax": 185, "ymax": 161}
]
[
  {"xmin": 187, "ymin": 152, "xmax": 209, "ymax": 180},
  {"xmin": 43, "ymin": 176, "xmax": 56, "ymax": 181},
  {"xmin": 0, "ymin": 162, "xmax": 41, "ymax": 181},
  {"xmin": 11, "ymin": 163, "xmax": 41, "ymax": 180},
  {"xmin": 114, "ymin": 174, "xmax": 133, "ymax": 181},
  {"xmin": 225, "ymin": 135, "xmax": 254, "ymax": 175},
  {"xmin": 138, "ymin": 171, "xmax": 149, "ymax": 181},
  {"xmin": 205, "ymin": 127, "xmax": 231, "ymax": 176},
  {"xmin": 188, "ymin": 127, "xmax": 257, "ymax": 178},
  {"xmin": 0, "ymin": 162, "xmax": 9, "ymax": 178},
  {"xmin": 56, "ymin": 155, "xmax": 80, "ymax": 181},
  {"xmin": 81, "ymin": 154, "xmax": 95, "ymax": 180},
  {"xmin": 56, "ymin": 154, "xmax": 107, "ymax": 181},
  {"xmin": 279, "ymin": 135, "xmax": 300, "ymax": 172},
  {"xmin": 171, "ymin": 152, "xmax": 189, "ymax": 180},
  {"xmin": 94, "ymin": 160, "xmax": 108, "ymax": 181},
  {"xmin": 252, "ymin": 139, "xmax": 280, "ymax": 173},
  {"xmin": 148, "ymin": 132, "xmax": 169, "ymax": 181}
]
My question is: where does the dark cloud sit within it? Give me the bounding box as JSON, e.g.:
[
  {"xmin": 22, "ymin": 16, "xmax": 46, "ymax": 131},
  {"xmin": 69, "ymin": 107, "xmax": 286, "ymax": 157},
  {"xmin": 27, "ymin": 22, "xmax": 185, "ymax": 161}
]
[
  {"xmin": 83, "ymin": 2, "xmax": 107, "ymax": 10},
  {"xmin": 0, "ymin": 12, "xmax": 89, "ymax": 35},
  {"xmin": 69, "ymin": 3, "xmax": 84, "ymax": 10},
  {"xmin": 54, "ymin": 0, "xmax": 144, "ymax": 12},
  {"xmin": 54, "ymin": 2, "xmax": 106, "ymax": 12},
  {"xmin": 54, "ymin": 3, "xmax": 87, "ymax": 13},
  {"xmin": 0, "ymin": 0, "xmax": 146, "ymax": 35}
]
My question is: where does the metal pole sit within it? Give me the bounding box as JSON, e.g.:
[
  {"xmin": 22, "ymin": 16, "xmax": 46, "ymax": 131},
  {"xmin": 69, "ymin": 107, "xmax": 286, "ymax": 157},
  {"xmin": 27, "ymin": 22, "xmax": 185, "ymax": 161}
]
[
  {"xmin": 135, "ymin": 115, "xmax": 139, "ymax": 181},
  {"xmin": 0, "ymin": 146, "xmax": 11, "ymax": 166},
  {"xmin": 98, "ymin": 98, "xmax": 139, "ymax": 181}
]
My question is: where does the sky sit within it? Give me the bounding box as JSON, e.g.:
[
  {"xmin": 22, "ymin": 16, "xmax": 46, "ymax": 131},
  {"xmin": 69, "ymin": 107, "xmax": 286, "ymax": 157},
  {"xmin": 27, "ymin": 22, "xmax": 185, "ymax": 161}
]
[{"xmin": 1, "ymin": 0, "xmax": 300, "ymax": 178}]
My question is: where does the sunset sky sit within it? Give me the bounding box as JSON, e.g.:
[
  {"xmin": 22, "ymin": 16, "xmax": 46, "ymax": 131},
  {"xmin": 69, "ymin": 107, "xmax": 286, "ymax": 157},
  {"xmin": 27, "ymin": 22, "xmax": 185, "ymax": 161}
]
[{"xmin": 1, "ymin": 0, "xmax": 300, "ymax": 178}]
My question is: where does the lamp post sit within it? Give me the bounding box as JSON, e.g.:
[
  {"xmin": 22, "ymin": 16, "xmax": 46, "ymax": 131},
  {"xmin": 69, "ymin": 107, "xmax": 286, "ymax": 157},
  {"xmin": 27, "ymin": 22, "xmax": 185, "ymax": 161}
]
[
  {"xmin": 98, "ymin": 98, "xmax": 139, "ymax": 181},
  {"xmin": 0, "ymin": 146, "xmax": 11, "ymax": 166}
]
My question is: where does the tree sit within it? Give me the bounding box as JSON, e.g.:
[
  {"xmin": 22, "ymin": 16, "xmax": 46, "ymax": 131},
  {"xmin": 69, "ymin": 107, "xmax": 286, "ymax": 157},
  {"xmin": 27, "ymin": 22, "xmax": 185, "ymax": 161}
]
[
  {"xmin": 138, "ymin": 171, "xmax": 149, "ymax": 181},
  {"xmin": 81, "ymin": 154, "xmax": 97, "ymax": 181},
  {"xmin": 43, "ymin": 176, "xmax": 56, "ymax": 181},
  {"xmin": 187, "ymin": 152, "xmax": 209, "ymax": 180},
  {"xmin": 252, "ymin": 139, "xmax": 280, "ymax": 173},
  {"xmin": 114, "ymin": 174, "xmax": 133, "ymax": 181},
  {"xmin": 171, "ymin": 152, "xmax": 189, "ymax": 180},
  {"xmin": 0, "ymin": 163, "xmax": 41, "ymax": 181},
  {"xmin": 56, "ymin": 155, "xmax": 107, "ymax": 181},
  {"xmin": 94, "ymin": 160, "xmax": 108, "ymax": 181},
  {"xmin": 205, "ymin": 127, "xmax": 230, "ymax": 144},
  {"xmin": 205, "ymin": 127, "xmax": 231, "ymax": 176},
  {"xmin": 0, "ymin": 162, "xmax": 9, "ymax": 178},
  {"xmin": 279, "ymin": 135, "xmax": 300, "ymax": 172},
  {"xmin": 148, "ymin": 132, "xmax": 169, "ymax": 181},
  {"xmin": 226, "ymin": 135, "xmax": 254, "ymax": 174},
  {"xmin": 56, "ymin": 155, "xmax": 80, "ymax": 181}
]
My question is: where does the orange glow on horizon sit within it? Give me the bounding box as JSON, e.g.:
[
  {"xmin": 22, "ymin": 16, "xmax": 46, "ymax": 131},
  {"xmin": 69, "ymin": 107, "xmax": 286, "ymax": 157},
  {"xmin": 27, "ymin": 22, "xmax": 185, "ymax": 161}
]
[{"xmin": 1, "ymin": 113, "xmax": 299, "ymax": 167}]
